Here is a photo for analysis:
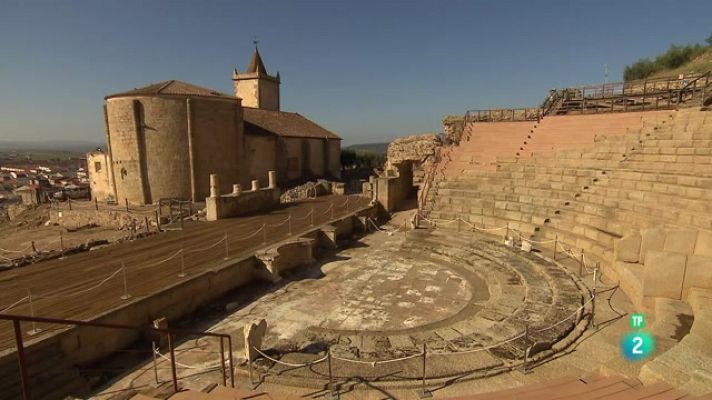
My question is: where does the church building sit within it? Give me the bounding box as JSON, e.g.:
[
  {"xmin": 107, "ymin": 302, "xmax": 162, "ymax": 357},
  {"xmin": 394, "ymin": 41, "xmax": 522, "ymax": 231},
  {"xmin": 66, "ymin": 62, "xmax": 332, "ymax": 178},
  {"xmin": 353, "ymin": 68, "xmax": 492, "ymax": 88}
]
[{"xmin": 88, "ymin": 48, "xmax": 341, "ymax": 205}]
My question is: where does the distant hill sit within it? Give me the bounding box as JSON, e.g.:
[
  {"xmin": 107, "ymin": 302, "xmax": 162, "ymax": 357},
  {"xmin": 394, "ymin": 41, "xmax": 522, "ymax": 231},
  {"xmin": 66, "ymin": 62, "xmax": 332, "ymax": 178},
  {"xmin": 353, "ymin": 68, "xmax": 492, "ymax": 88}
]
[
  {"xmin": 625, "ymin": 34, "xmax": 712, "ymax": 81},
  {"xmin": 0, "ymin": 140, "xmax": 102, "ymax": 161},
  {"xmin": 344, "ymin": 142, "xmax": 389, "ymax": 155}
]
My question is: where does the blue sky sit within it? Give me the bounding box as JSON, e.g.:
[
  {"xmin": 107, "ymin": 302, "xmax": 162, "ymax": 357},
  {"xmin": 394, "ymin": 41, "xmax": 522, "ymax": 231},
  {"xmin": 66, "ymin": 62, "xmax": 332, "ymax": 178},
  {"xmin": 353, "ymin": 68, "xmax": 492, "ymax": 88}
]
[{"xmin": 1, "ymin": 0, "xmax": 711, "ymax": 146}]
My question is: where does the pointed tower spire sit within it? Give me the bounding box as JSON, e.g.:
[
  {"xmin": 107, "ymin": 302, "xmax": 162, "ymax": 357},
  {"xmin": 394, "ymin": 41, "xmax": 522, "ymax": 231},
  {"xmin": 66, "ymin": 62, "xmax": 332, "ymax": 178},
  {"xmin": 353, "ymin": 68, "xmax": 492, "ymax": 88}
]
[
  {"xmin": 247, "ymin": 47, "xmax": 267, "ymax": 74},
  {"xmin": 233, "ymin": 44, "xmax": 280, "ymax": 110}
]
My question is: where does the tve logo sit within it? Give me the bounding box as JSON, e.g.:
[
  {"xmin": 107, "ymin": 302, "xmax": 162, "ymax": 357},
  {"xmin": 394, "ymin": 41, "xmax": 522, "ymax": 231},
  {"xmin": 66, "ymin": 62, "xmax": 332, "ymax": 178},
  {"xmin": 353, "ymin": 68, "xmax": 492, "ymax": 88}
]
[{"xmin": 621, "ymin": 313, "xmax": 654, "ymax": 361}]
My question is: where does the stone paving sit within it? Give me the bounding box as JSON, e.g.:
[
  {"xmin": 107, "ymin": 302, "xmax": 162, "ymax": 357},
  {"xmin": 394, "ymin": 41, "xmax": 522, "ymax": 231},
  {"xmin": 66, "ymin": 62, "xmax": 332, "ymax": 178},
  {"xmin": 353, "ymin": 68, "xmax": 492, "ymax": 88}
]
[{"xmin": 93, "ymin": 224, "xmax": 591, "ymax": 398}]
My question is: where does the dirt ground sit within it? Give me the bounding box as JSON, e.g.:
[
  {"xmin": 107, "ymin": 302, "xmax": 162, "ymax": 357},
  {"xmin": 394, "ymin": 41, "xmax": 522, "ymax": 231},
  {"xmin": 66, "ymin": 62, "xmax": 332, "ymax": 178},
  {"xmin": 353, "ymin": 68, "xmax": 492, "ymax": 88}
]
[{"xmin": 0, "ymin": 204, "xmax": 128, "ymax": 260}]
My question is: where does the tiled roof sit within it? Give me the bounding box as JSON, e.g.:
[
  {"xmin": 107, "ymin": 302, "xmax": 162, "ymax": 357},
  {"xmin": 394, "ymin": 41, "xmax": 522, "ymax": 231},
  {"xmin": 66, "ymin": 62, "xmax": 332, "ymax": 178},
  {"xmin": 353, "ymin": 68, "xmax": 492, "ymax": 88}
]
[
  {"xmin": 243, "ymin": 108, "xmax": 341, "ymax": 140},
  {"xmin": 106, "ymin": 80, "xmax": 236, "ymax": 100}
]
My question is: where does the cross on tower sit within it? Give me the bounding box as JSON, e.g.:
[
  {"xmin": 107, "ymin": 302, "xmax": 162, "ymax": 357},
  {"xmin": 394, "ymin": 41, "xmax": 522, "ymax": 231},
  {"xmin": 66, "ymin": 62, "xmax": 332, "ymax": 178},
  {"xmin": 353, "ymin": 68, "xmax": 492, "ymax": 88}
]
[{"xmin": 253, "ymin": 35, "xmax": 258, "ymax": 47}]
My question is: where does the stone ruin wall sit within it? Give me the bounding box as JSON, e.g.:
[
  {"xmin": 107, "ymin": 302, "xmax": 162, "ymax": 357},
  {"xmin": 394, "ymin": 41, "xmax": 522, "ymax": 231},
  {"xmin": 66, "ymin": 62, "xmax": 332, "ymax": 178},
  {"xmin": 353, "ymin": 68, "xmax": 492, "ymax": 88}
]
[
  {"xmin": 442, "ymin": 115, "xmax": 465, "ymax": 144},
  {"xmin": 385, "ymin": 133, "xmax": 442, "ymax": 187}
]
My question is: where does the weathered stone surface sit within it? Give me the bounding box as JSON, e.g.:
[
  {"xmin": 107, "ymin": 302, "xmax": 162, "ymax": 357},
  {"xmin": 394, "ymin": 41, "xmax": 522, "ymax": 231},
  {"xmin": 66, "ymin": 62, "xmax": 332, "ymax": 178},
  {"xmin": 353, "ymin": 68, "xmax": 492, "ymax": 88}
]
[
  {"xmin": 643, "ymin": 250, "xmax": 687, "ymax": 300},
  {"xmin": 244, "ymin": 319, "xmax": 267, "ymax": 361},
  {"xmin": 693, "ymin": 229, "xmax": 712, "ymax": 257},
  {"xmin": 614, "ymin": 233, "xmax": 641, "ymax": 263},
  {"xmin": 385, "ymin": 134, "xmax": 441, "ymax": 170},
  {"xmin": 664, "ymin": 229, "xmax": 698, "ymax": 255},
  {"xmin": 442, "ymin": 115, "xmax": 465, "ymax": 143},
  {"xmin": 640, "ymin": 229, "xmax": 666, "ymax": 264},
  {"xmin": 682, "ymin": 255, "xmax": 712, "ymax": 298}
]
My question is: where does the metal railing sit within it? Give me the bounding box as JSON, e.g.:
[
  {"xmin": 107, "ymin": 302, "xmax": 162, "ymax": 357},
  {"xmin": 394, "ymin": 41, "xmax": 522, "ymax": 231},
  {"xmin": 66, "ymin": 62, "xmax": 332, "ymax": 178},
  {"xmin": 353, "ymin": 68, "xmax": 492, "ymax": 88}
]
[
  {"xmin": 0, "ymin": 313, "xmax": 235, "ymax": 400},
  {"xmin": 554, "ymin": 71, "xmax": 711, "ymax": 114},
  {"xmin": 465, "ymin": 107, "xmax": 543, "ymax": 122}
]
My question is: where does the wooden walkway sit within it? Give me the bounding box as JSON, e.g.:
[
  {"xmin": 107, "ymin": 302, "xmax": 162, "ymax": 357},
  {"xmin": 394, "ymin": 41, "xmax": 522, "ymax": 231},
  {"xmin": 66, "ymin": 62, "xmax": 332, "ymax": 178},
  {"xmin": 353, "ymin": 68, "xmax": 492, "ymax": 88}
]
[{"xmin": 0, "ymin": 195, "xmax": 369, "ymax": 349}]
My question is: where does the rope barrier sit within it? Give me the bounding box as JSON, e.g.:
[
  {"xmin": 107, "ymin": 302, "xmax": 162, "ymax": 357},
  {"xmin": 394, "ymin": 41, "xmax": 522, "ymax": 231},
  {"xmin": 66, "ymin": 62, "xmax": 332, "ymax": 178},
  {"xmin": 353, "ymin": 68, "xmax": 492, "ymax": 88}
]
[
  {"xmin": 532, "ymin": 295, "xmax": 595, "ymax": 333},
  {"xmin": 435, "ymin": 331, "xmax": 527, "ymax": 356},
  {"xmin": 253, "ymin": 346, "xmax": 327, "ymax": 367},
  {"xmin": 0, "ymin": 296, "xmax": 29, "ymax": 313},
  {"xmin": 291, "ymin": 210, "xmax": 314, "ymax": 221},
  {"xmin": 512, "ymin": 229, "xmax": 556, "ymax": 244},
  {"xmin": 140, "ymin": 249, "xmax": 184, "ymax": 269},
  {"xmin": 331, "ymin": 351, "xmax": 423, "ymax": 366},
  {"xmin": 154, "ymin": 347, "xmax": 222, "ymax": 371},
  {"xmin": 367, "ymin": 218, "xmax": 400, "ymax": 234},
  {"xmin": 184, "ymin": 237, "xmax": 226, "ymax": 255},
  {"xmin": 0, "ymin": 243, "xmax": 33, "ymax": 253},
  {"xmin": 230, "ymin": 224, "xmax": 265, "ymax": 242},
  {"xmin": 266, "ymin": 216, "xmax": 291, "ymax": 228},
  {"xmin": 34, "ymin": 267, "xmax": 125, "ymax": 300},
  {"xmin": 320, "ymin": 203, "xmax": 334, "ymax": 215}
]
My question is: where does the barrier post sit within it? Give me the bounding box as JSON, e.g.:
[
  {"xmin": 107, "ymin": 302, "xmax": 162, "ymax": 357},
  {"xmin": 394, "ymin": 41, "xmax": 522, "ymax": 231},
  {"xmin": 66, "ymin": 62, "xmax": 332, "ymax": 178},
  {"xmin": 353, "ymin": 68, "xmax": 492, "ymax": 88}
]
[
  {"xmin": 12, "ymin": 319, "xmax": 31, "ymax": 400},
  {"xmin": 521, "ymin": 346, "xmax": 531, "ymax": 374},
  {"xmin": 326, "ymin": 346, "xmax": 339, "ymax": 399},
  {"xmin": 592, "ymin": 266, "xmax": 598, "ymax": 329},
  {"xmin": 579, "ymin": 249, "xmax": 585, "ymax": 276},
  {"xmin": 144, "ymin": 216, "xmax": 150, "ymax": 233},
  {"xmin": 417, "ymin": 343, "xmax": 432, "ymax": 398},
  {"xmin": 288, "ymin": 213, "xmax": 292, "ymax": 236},
  {"xmin": 68, "ymin": 197, "xmax": 72, "ymax": 211},
  {"xmin": 156, "ymin": 210, "xmax": 161, "ymax": 231},
  {"xmin": 224, "ymin": 233, "xmax": 229, "ymax": 260},
  {"xmin": 248, "ymin": 348, "xmax": 256, "ymax": 389},
  {"xmin": 505, "ymin": 223, "xmax": 510, "ymax": 241},
  {"xmin": 152, "ymin": 341, "xmax": 159, "ymax": 384},
  {"xmin": 553, "ymin": 235, "xmax": 558, "ymax": 260},
  {"xmin": 125, "ymin": 198, "xmax": 129, "ymax": 212},
  {"xmin": 330, "ymin": 201, "xmax": 334, "ymax": 220},
  {"xmin": 120, "ymin": 263, "xmax": 131, "ymax": 300},
  {"xmin": 59, "ymin": 230, "xmax": 65, "ymax": 259},
  {"xmin": 220, "ymin": 337, "xmax": 227, "ymax": 387},
  {"xmin": 95, "ymin": 197, "xmax": 98, "ymax": 211},
  {"xmin": 26, "ymin": 289, "xmax": 42, "ymax": 336},
  {"xmin": 167, "ymin": 333, "xmax": 179, "ymax": 393},
  {"xmin": 31, "ymin": 241, "xmax": 37, "ymax": 254},
  {"xmin": 179, "ymin": 250, "xmax": 186, "ymax": 278},
  {"xmin": 179, "ymin": 203, "xmax": 184, "ymax": 230}
]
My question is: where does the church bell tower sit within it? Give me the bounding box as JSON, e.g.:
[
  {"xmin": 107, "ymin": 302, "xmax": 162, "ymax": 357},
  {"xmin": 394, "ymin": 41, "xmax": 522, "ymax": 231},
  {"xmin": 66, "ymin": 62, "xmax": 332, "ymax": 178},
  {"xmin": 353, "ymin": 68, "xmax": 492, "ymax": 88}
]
[{"xmin": 232, "ymin": 47, "xmax": 281, "ymax": 110}]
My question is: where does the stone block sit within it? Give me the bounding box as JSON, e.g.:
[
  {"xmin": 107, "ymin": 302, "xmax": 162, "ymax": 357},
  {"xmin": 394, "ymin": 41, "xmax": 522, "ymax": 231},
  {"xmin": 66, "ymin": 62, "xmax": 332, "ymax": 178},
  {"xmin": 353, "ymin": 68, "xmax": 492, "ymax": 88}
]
[
  {"xmin": 640, "ymin": 229, "xmax": 666, "ymax": 264},
  {"xmin": 243, "ymin": 319, "xmax": 267, "ymax": 361},
  {"xmin": 614, "ymin": 233, "xmax": 641, "ymax": 263},
  {"xmin": 682, "ymin": 255, "xmax": 712, "ymax": 299},
  {"xmin": 642, "ymin": 251, "xmax": 687, "ymax": 300},
  {"xmin": 663, "ymin": 229, "xmax": 698, "ymax": 255},
  {"xmin": 694, "ymin": 229, "xmax": 712, "ymax": 257}
]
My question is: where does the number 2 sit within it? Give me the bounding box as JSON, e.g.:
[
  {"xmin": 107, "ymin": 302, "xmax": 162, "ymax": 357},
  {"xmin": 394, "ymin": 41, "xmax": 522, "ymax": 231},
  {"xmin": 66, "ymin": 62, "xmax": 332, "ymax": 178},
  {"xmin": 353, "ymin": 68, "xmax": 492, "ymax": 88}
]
[{"xmin": 632, "ymin": 336, "xmax": 644, "ymax": 354}]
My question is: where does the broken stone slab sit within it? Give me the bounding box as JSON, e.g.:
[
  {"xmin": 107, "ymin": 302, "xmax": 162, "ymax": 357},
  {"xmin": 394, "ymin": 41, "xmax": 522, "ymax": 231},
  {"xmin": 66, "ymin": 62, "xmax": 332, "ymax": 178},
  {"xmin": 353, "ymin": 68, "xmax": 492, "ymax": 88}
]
[
  {"xmin": 614, "ymin": 232, "xmax": 641, "ymax": 263},
  {"xmin": 663, "ymin": 229, "xmax": 698, "ymax": 255},
  {"xmin": 640, "ymin": 229, "xmax": 666, "ymax": 264},
  {"xmin": 642, "ymin": 250, "xmax": 687, "ymax": 300},
  {"xmin": 244, "ymin": 319, "xmax": 267, "ymax": 362},
  {"xmin": 682, "ymin": 255, "xmax": 712, "ymax": 299}
]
